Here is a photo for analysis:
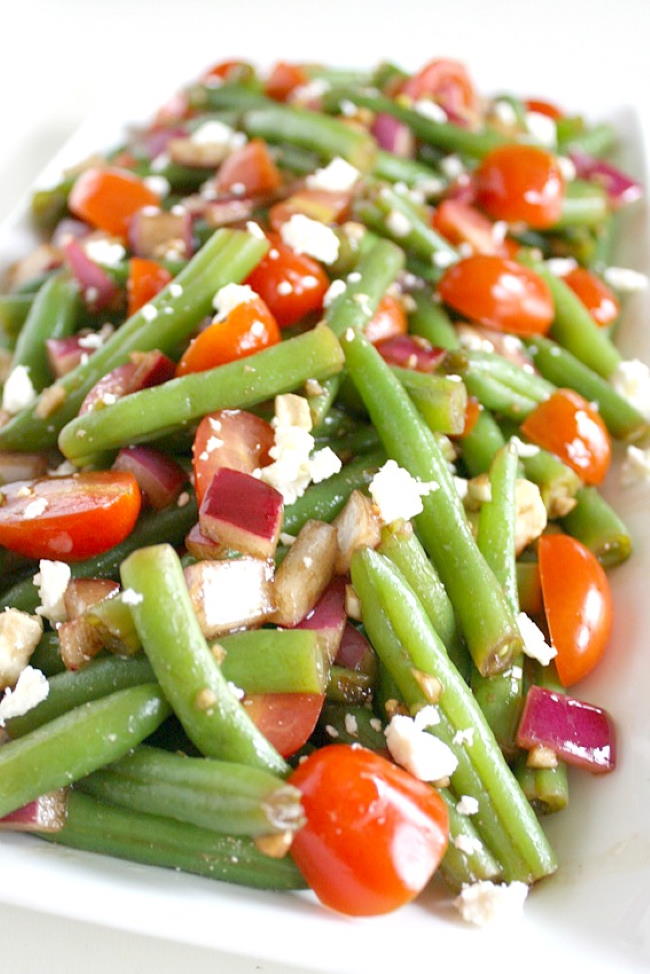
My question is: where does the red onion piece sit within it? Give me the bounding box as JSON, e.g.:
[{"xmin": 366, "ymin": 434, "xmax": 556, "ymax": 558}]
[
  {"xmin": 516, "ymin": 685, "xmax": 616, "ymax": 774},
  {"xmin": 376, "ymin": 334, "xmax": 445, "ymax": 373},
  {"xmin": 199, "ymin": 467, "xmax": 283, "ymax": 560},
  {"xmin": 0, "ymin": 790, "xmax": 67, "ymax": 833},
  {"xmin": 292, "ymin": 576, "xmax": 346, "ymax": 662},
  {"xmin": 51, "ymin": 218, "xmax": 91, "ymax": 248},
  {"xmin": 185, "ymin": 521, "xmax": 224, "ymax": 559},
  {"xmin": 371, "ymin": 113, "xmax": 415, "ymax": 157},
  {"xmin": 113, "ymin": 446, "xmax": 186, "ymax": 510},
  {"xmin": 0, "ymin": 451, "xmax": 48, "ymax": 484},
  {"xmin": 46, "ymin": 335, "xmax": 90, "ymax": 377},
  {"xmin": 335, "ymin": 622, "xmax": 373, "ymax": 671},
  {"xmin": 569, "ymin": 151, "xmax": 643, "ymax": 207},
  {"xmin": 80, "ymin": 350, "xmax": 175, "ymax": 415},
  {"xmin": 444, "ymin": 175, "xmax": 476, "ymax": 205},
  {"xmin": 128, "ymin": 208, "xmax": 193, "ymax": 260},
  {"xmin": 63, "ymin": 238, "xmax": 119, "ymax": 312},
  {"xmin": 139, "ymin": 125, "xmax": 187, "ymax": 160}
]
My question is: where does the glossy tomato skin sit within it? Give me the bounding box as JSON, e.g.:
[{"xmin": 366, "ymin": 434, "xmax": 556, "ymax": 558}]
[
  {"xmin": 521, "ymin": 389, "xmax": 611, "ymax": 484},
  {"xmin": 289, "ymin": 745, "xmax": 448, "ymax": 916},
  {"xmin": 365, "ymin": 294, "xmax": 408, "ymax": 345},
  {"xmin": 215, "ymin": 140, "xmax": 281, "ymax": 197},
  {"xmin": 538, "ymin": 534, "xmax": 613, "ymax": 686},
  {"xmin": 438, "ymin": 255, "xmax": 554, "ymax": 335},
  {"xmin": 0, "ymin": 472, "xmax": 141, "ymax": 560},
  {"xmin": 400, "ymin": 59, "xmax": 477, "ymax": 120},
  {"xmin": 563, "ymin": 268, "xmax": 619, "ymax": 327},
  {"xmin": 176, "ymin": 297, "xmax": 280, "ymax": 376},
  {"xmin": 69, "ymin": 168, "xmax": 160, "ymax": 239},
  {"xmin": 246, "ymin": 236, "xmax": 329, "ymax": 327},
  {"xmin": 243, "ymin": 693, "xmax": 324, "ymax": 757},
  {"xmin": 127, "ymin": 258, "xmax": 172, "ymax": 317},
  {"xmin": 475, "ymin": 145, "xmax": 566, "ymax": 229},
  {"xmin": 192, "ymin": 409, "xmax": 274, "ymax": 505}
]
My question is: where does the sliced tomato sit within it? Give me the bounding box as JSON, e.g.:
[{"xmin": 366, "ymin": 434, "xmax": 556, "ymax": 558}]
[
  {"xmin": 269, "ymin": 189, "xmax": 351, "ymax": 231},
  {"xmin": 215, "ymin": 140, "xmax": 281, "ymax": 198},
  {"xmin": 289, "ymin": 745, "xmax": 449, "ymax": 916},
  {"xmin": 437, "ymin": 255, "xmax": 554, "ymax": 335},
  {"xmin": 563, "ymin": 267, "xmax": 619, "ymax": 327},
  {"xmin": 474, "ymin": 145, "xmax": 566, "ymax": 229},
  {"xmin": 69, "ymin": 168, "xmax": 160, "ymax": 239},
  {"xmin": 365, "ymin": 294, "xmax": 408, "ymax": 345},
  {"xmin": 432, "ymin": 200, "xmax": 508, "ymax": 256},
  {"xmin": 400, "ymin": 58, "xmax": 477, "ymax": 120},
  {"xmin": 458, "ymin": 396, "xmax": 481, "ymax": 437},
  {"xmin": 192, "ymin": 409, "xmax": 274, "ymax": 505},
  {"xmin": 201, "ymin": 60, "xmax": 253, "ymax": 84},
  {"xmin": 525, "ymin": 98, "xmax": 563, "ymax": 120},
  {"xmin": 176, "ymin": 295, "xmax": 280, "ymax": 376},
  {"xmin": 265, "ymin": 61, "xmax": 308, "ymax": 101},
  {"xmin": 127, "ymin": 258, "xmax": 172, "ymax": 317},
  {"xmin": 246, "ymin": 235, "xmax": 329, "ymax": 327},
  {"xmin": 0, "ymin": 472, "xmax": 141, "ymax": 561},
  {"xmin": 521, "ymin": 389, "xmax": 611, "ymax": 485},
  {"xmin": 243, "ymin": 692, "xmax": 324, "ymax": 757},
  {"xmin": 538, "ymin": 534, "xmax": 612, "ymax": 687}
]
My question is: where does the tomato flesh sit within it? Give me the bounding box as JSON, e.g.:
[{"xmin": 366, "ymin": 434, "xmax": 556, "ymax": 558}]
[
  {"xmin": 0, "ymin": 472, "xmax": 141, "ymax": 561},
  {"xmin": 365, "ymin": 294, "xmax": 408, "ymax": 345},
  {"xmin": 176, "ymin": 296, "xmax": 280, "ymax": 376},
  {"xmin": 432, "ymin": 199, "xmax": 508, "ymax": 256},
  {"xmin": 475, "ymin": 144, "xmax": 565, "ymax": 229},
  {"xmin": 400, "ymin": 58, "xmax": 477, "ymax": 121},
  {"xmin": 563, "ymin": 267, "xmax": 619, "ymax": 327},
  {"xmin": 127, "ymin": 258, "xmax": 172, "ymax": 317},
  {"xmin": 215, "ymin": 140, "xmax": 281, "ymax": 198},
  {"xmin": 265, "ymin": 62, "xmax": 308, "ymax": 101},
  {"xmin": 192, "ymin": 409, "xmax": 274, "ymax": 505},
  {"xmin": 246, "ymin": 236, "xmax": 329, "ymax": 327},
  {"xmin": 521, "ymin": 389, "xmax": 611, "ymax": 485},
  {"xmin": 243, "ymin": 692, "xmax": 324, "ymax": 757},
  {"xmin": 538, "ymin": 534, "xmax": 612, "ymax": 686},
  {"xmin": 69, "ymin": 168, "xmax": 160, "ymax": 239},
  {"xmin": 289, "ymin": 745, "xmax": 449, "ymax": 915}
]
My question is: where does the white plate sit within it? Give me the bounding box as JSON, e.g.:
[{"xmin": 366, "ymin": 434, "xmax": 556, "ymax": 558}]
[{"xmin": 0, "ymin": 72, "xmax": 649, "ymax": 974}]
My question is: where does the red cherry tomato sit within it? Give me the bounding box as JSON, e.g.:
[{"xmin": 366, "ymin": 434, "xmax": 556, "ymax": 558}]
[
  {"xmin": 438, "ymin": 255, "xmax": 554, "ymax": 335},
  {"xmin": 521, "ymin": 389, "xmax": 611, "ymax": 485},
  {"xmin": 474, "ymin": 145, "xmax": 566, "ymax": 229},
  {"xmin": 289, "ymin": 745, "xmax": 449, "ymax": 916},
  {"xmin": 432, "ymin": 199, "xmax": 508, "ymax": 256},
  {"xmin": 176, "ymin": 295, "xmax": 280, "ymax": 376},
  {"xmin": 563, "ymin": 267, "xmax": 620, "ymax": 327},
  {"xmin": 246, "ymin": 235, "xmax": 329, "ymax": 327},
  {"xmin": 243, "ymin": 693, "xmax": 324, "ymax": 757},
  {"xmin": 215, "ymin": 140, "xmax": 281, "ymax": 197},
  {"xmin": 365, "ymin": 294, "xmax": 408, "ymax": 345},
  {"xmin": 127, "ymin": 258, "xmax": 172, "ymax": 317},
  {"xmin": 400, "ymin": 59, "xmax": 477, "ymax": 119},
  {"xmin": 525, "ymin": 98, "xmax": 563, "ymax": 120},
  {"xmin": 538, "ymin": 534, "xmax": 613, "ymax": 686},
  {"xmin": 265, "ymin": 62, "xmax": 308, "ymax": 101},
  {"xmin": 192, "ymin": 409, "xmax": 274, "ymax": 505},
  {"xmin": 0, "ymin": 472, "xmax": 141, "ymax": 561},
  {"xmin": 69, "ymin": 168, "xmax": 160, "ymax": 239}
]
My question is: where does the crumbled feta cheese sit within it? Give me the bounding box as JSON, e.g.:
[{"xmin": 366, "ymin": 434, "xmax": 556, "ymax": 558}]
[
  {"xmin": 603, "ymin": 266, "xmax": 648, "ymax": 293},
  {"xmin": 456, "ymin": 795, "xmax": 479, "ymax": 816},
  {"xmin": 453, "ymin": 727, "xmax": 475, "ymax": 747},
  {"xmin": 525, "ymin": 111, "xmax": 556, "ymax": 148},
  {"xmin": 454, "ymin": 477, "xmax": 469, "ymax": 499},
  {"xmin": 308, "ymin": 447, "xmax": 342, "ymax": 483},
  {"xmin": 347, "ymin": 271, "xmax": 362, "ymax": 284},
  {"xmin": 611, "ymin": 359, "xmax": 650, "ymax": 420},
  {"xmin": 514, "ymin": 478, "xmax": 547, "ymax": 554},
  {"xmin": 34, "ymin": 560, "xmax": 71, "ymax": 625},
  {"xmin": 84, "ymin": 238, "xmax": 126, "ymax": 267},
  {"xmin": 385, "ymin": 713, "xmax": 458, "ymax": 781},
  {"xmin": 386, "ymin": 209, "xmax": 412, "ymax": 238},
  {"xmin": 140, "ymin": 303, "xmax": 158, "ymax": 322},
  {"xmin": 121, "ymin": 588, "xmax": 143, "ymax": 607},
  {"xmin": 306, "ymin": 156, "xmax": 360, "ymax": 192},
  {"xmin": 413, "ymin": 98, "xmax": 448, "ymax": 123},
  {"xmin": 2, "ymin": 365, "xmax": 37, "ymax": 414},
  {"xmin": 78, "ymin": 332, "xmax": 106, "ymax": 350},
  {"xmin": 511, "ymin": 435, "xmax": 540, "ymax": 458},
  {"xmin": 277, "ymin": 280, "xmax": 293, "ymax": 295},
  {"xmin": 0, "ymin": 609, "xmax": 43, "ymax": 690},
  {"xmin": 557, "ymin": 156, "xmax": 576, "ymax": 181},
  {"xmin": 432, "ymin": 249, "xmax": 457, "ymax": 269},
  {"xmin": 339, "ymin": 98, "xmax": 358, "ymax": 117},
  {"xmin": 258, "ymin": 395, "xmax": 331, "ymax": 504},
  {"xmin": 290, "ymin": 78, "xmax": 330, "ymax": 104},
  {"xmin": 344, "ymin": 713, "xmax": 358, "ymax": 736},
  {"xmin": 323, "ymin": 278, "xmax": 346, "ymax": 307},
  {"xmin": 517, "ymin": 611, "xmax": 557, "ymax": 665},
  {"xmin": 343, "ymin": 327, "xmax": 356, "ymax": 342},
  {"xmin": 227, "ymin": 680, "xmax": 245, "ymax": 701},
  {"xmin": 621, "ymin": 445, "xmax": 650, "ymax": 486},
  {"xmin": 246, "ymin": 220, "xmax": 266, "ymax": 240},
  {"xmin": 0, "ymin": 666, "xmax": 49, "ymax": 725},
  {"xmin": 274, "ymin": 393, "xmax": 312, "ymax": 430},
  {"xmin": 453, "ymin": 834, "xmax": 483, "ymax": 856},
  {"xmin": 545, "ymin": 257, "xmax": 578, "ymax": 277},
  {"xmin": 439, "ymin": 154, "xmax": 465, "ymax": 180},
  {"xmin": 176, "ymin": 491, "xmax": 190, "ymax": 507},
  {"xmin": 190, "ymin": 119, "xmax": 246, "ymax": 151},
  {"xmin": 492, "ymin": 100, "xmax": 518, "ymax": 127},
  {"xmin": 168, "ymin": 282, "xmax": 183, "ymax": 298},
  {"xmin": 369, "ymin": 460, "xmax": 438, "ymax": 524},
  {"xmin": 23, "ymin": 497, "xmax": 48, "ymax": 519},
  {"xmin": 280, "ymin": 214, "xmax": 340, "ymax": 265},
  {"xmin": 143, "ymin": 174, "xmax": 170, "ymax": 198},
  {"xmin": 48, "ymin": 459, "xmax": 77, "ymax": 477},
  {"xmin": 150, "ymin": 153, "xmax": 169, "ymax": 173},
  {"xmin": 212, "ymin": 283, "xmax": 257, "ymax": 321},
  {"xmin": 279, "ymin": 532, "xmax": 296, "ymax": 546},
  {"xmin": 413, "ymin": 705, "xmax": 440, "ymax": 729},
  {"xmin": 370, "ymin": 717, "xmax": 383, "ymax": 732},
  {"xmin": 454, "ymin": 881, "xmax": 528, "ymax": 927},
  {"xmin": 324, "ymin": 723, "xmax": 339, "ymax": 738}
]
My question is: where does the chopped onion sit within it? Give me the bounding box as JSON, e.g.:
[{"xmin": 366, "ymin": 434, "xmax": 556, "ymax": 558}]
[
  {"xmin": 273, "ymin": 520, "xmax": 338, "ymax": 628},
  {"xmin": 0, "ymin": 790, "xmax": 67, "ymax": 833},
  {"xmin": 371, "ymin": 114, "xmax": 415, "ymax": 157},
  {"xmin": 113, "ymin": 445, "xmax": 186, "ymax": 510},
  {"xmin": 62, "ymin": 238, "xmax": 118, "ymax": 312},
  {"xmin": 335, "ymin": 622, "xmax": 373, "ymax": 671},
  {"xmin": 0, "ymin": 451, "xmax": 48, "ymax": 484},
  {"xmin": 376, "ymin": 334, "xmax": 445, "ymax": 373},
  {"xmin": 63, "ymin": 577, "xmax": 120, "ymax": 620},
  {"xmin": 80, "ymin": 350, "xmax": 175, "ymax": 415},
  {"xmin": 51, "ymin": 218, "xmax": 91, "ymax": 248},
  {"xmin": 569, "ymin": 151, "xmax": 643, "ymax": 207},
  {"xmin": 292, "ymin": 575, "xmax": 347, "ymax": 662},
  {"xmin": 128, "ymin": 208, "xmax": 193, "ymax": 260}
]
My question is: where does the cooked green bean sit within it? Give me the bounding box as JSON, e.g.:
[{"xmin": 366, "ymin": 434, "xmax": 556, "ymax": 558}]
[
  {"xmin": 408, "ymin": 290, "xmax": 460, "ymax": 350},
  {"xmin": 10, "ymin": 272, "xmax": 80, "ymax": 391},
  {"xmin": 561, "ymin": 486, "xmax": 632, "ymax": 567}
]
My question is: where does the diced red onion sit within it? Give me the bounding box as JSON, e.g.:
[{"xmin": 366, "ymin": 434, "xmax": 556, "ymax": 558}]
[
  {"xmin": 199, "ymin": 467, "xmax": 283, "ymax": 560},
  {"xmin": 569, "ymin": 151, "xmax": 643, "ymax": 207},
  {"xmin": 516, "ymin": 685, "xmax": 616, "ymax": 774},
  {"xmin": 335, "ymin": 622, "xmax": 373, "ymax": 671},
  {"xmin": 0, "ymin": 790, "xmax": 67, "ymax": 833},
  {"xmin": 293, "ymin": 576, "xmax": 346, "ymax": 662},
  {"xmin": 63, "ymin": 238, "xmax": 119, "ymax": 312},
  {"xmin": 113, "ymin": 445, "xmax": 186, "ymax": 510},
  {"xmin": 371, "ymin": 113, "xmax": 415, "ymax": 157},
  {"xmin": 185, "ymin": 521, "xmax": 224, "ymax": 559},
  {"xmin": 46, "ymin": 335, "xmax": 89, "ymax": 377},
  {"xmin": 0, "ymin": 451, "xmax": 48, "ymax": 484},
  {"xmin": 139, "ymin": 125, "xmax": 187, "ymax": 160},
  {"xmin": 203, "ymin": 198, "xmax": 256, "ymax": 228},
  {"xmin": 444, "ymin": 176, "xmax": 476, "ymax": 205},
  {"xmin": 376, "ymin": 334, "xmax": 445, "ymax": 372},
  {"xmin": 51, "ymin": 218, "xmax": 91, "ymax": 248},
  {"xmin": 80, "ymin": 350, "xmax": 175, "ymax": 414}
]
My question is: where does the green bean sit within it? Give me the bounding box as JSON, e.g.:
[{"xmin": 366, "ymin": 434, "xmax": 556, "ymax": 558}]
[
  {"xmin": 29, "ymin": 632, "xmax": 65, "ymax": 676},
  {"xmin": 589, "ymin": 213, "xmax": 618, "ymax": 273},
  {"xmin": 519, "ymin": 447, "xmax": 582, "ymax": 518},
  {"xmin": 391, "ymin": 367, "xmax": 467, "ymax": 435},
  {"xmin": 341, "ymin": 326, "xmax": 521, "ymax": 675},
  {"xmin": 308, "ymin": 375, "xmax": 341, "ymax": 427},
  {"xmin": 42, "ymin": 791, "xmax": 305, "ymax": 890},
  {"xmin": 460, "ymin": 409, "xmax": 506, "ymax": 476},
  {"xmin": 10, "ymin": 272, "xmax": 80, "ymax": 391},
  {"xmin": 554, "ymin": 180, "xmax": 609, "ymax": 229},
  {"xmin": 455, "ymin": 370, "xmax": 539, "ymax": 420},
  {"xmin": 446, "ymin": 349, "xmax": 555, "ymax": 404},
  {"xmin": 561, "ymin": 486, "xmax": 632, "ymax": 567},
  {"xmin": 59, "ymin": 323, "xmax": 343, "ymax": 460},
  {"xmin": 374, "ymin": 151, "xmax": 444, "ymax": 189},
  {"xmin": 78, "ymin": 745, "xmax": 304, "ymax": 838},
  {"xmin": 325, "ymin": 238, "xmax": 405, "ymax": 339},
  {"xmin": 327, "ymin": 425, "xmax": 380, "ymax": 459},
  {"xmin": 408, "ymin": 290, "xmax": 460, "ymax": 350},
  {"xmin": 0, "ymin": 684, "xmax": 169, "ymax": 817},
  {"xmin": 354, "ymin": 182, "xmax": 457, "ymax": 264},
  {"xmin": 30, "ymin": 176, "xmax": 75, "ymax": 232},
  {"xmin": 557, "ymin": 120, "xmax": 616, "ymax": 157},
  {"xmin": 273, "ymin": 143, "xmax": 322, "ymax": 175},
  {"xmin": 319, "ymin": 703, "xmax": 384, "ymax": 746},
  {"xmin": 439, "ymin": 789, "xmax": 502, "ymax": 889},
  {"xmin": 325, "ymin": 668, "xmax": 374, "ymax": 706},
  {"xmin": 526, "ymin": 335, "xmax": 647, "ymax": 441},
  {"xmin": 120, "ymin": 544, "xmax": 286, "ymax": 775},
  {"xmin": 216, "ymin": 629, "xmax": 327, "ymax": 694},
  {"xmin": 186, "ymin": 83, "xmax": 269, "ymax": 113},
  {"xmin": 0, "ymin": 293, "xmax": 33, "ymax": 339},
  {"xmin": 0, "ymin": 228, "xmax": 268, "ymax": 452}
]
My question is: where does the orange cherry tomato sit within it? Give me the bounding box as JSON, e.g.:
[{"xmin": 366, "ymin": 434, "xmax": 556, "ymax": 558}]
[
  {"xmin": 246, "ymin": 235, "xmax": 329, "ymax": 327},
  {"xmin": 69, "ymin": 168, "xmax": 160, "ymax": 239},
  {"xmin": 525, "ymin": 98, "xmax": 563, "ymax": 120},
  {"xmin": 265, "ymin": 61, "xmax": 308, "ymax": 101},
  {"xmin": 243, "ymin": 693, "xmax": 324, "ymax": 757},
  {"xmin": 0, "ymin": 472, "xmax": 141, "ymax": 561},
  {"xmin": 521, "ymin": 389, "xmax": 611, "ymax": 485},
  {"xmin": 474, "ymin": 144, "xmax": 566, "ymax": 229},
  {"xmin": 176, "ymin": 295, "xmax": 280, "ymax": 376},
  {"xmin": 438, "ymin": 255, "xmax": 554, "ymax": 335},
  {"xmin": 215, "ymin": 140, "xmax": 281, "ymax": 197},
  {"xmin": 432, "ymin": 199, "xmax": 508, "ymax": 256},
  {"xmin": 192, "ymin": 409, "xmax": 274, "ymax": 505},
  {"xmin": 127, "ymin": 258, "xmax": 172, "ymax": 317},
  {"xmin": 289, "ymin": 745, "xmax": 449, "ymax": 916},
  {"xmin": 538, "ymin": 534, "xmax": 613, "ymax": 687},
  {"xmin": 400, "ymin": 59, "xmax": 478, "ymax": 118},
  {"xmin": 563, "ymin": 267, "xmax": 620, "ymax": 327},
  {"xmin": 365, "ymin": 294, "xmax": 408, "ymax": 345}
]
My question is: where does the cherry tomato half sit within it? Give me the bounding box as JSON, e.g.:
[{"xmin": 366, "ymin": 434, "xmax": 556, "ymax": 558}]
[
  {"xmin": 563, "ymin": 267, "xmax": 619, "ymax": 327},
  {"xmin": 215, "ymin": 140, "xmax": 281, "ymax": 198},
  {"xmin": 365, "ymin": 294, "xmax": 408, "ymax": 345},
  {"xmin": 243, "ymin": 692, "xmax": 324, "ymax": 757},
  {"xmin": 246, "ymin": 235, "xmax": 329, "ymax": 327},
  {"xmin": 289, "ymin": 745, "xmax": 449, "ymax": 916},
  {"xmin": 521, "ymin": 389, "xmax": 611, "ymax": 485},
  {"xmin": 538, "ymin": 534, "xmax": 613, "ymax": 686},
  {"xmin": 69, "ymin": 168, "xmax": 160, "ymax": 239},
  {"xmin": 400, "ymin": 59, "xmax": 478, "ymax": 120},
  {"xmin": 192, "ymin": 409, "xmax": 274, "ymax": 505},
  {"xmin": 0, "ymin": 472, "xmax": 141, "ymax": 561},
  {"xmin": 176, "ymin": 295, "xmax": 280, "ymax": 376},
  {"xmin": 525, "ymin": 98, "xmax": 563, "ymax": 120},
  {"xmin": 127, "ymin": 258, "xmax": 172, "ymax": 318},
  {"xmin": 265, "ymin": 61, "xmax": 308, "ymax": 101},
  {"xmin": 432, "ymin": 199, "xmax": 508, "ymax": 256},
  {"xmin": 437, "ymin": 255, "xmax": 554, "ymax": 335},
  {"xmin": 475, "ymin": 144, "xmax": 566, "ymax": 229}
]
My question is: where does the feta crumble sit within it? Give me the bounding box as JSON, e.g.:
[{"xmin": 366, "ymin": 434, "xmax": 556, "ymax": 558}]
[
  {"xmin": 84, "ymin": 238, "xmax": 126, "ymax": 267},
  {"xmin": 510, "ymin": 435, "xmax": 540, "ymax": 458},
  {"xmin": 306, "ymin": 156, "xmax": 360, "ymax": 192},
  {"xmin": 621, "ymin": 445, "xmax": 650, "ymax": 486},
  {"xmin": 280, "ymin": 214, "xmax": 340, "ymax": 265},
  {"xmin": 0, "ymin": 609, "xmax": 43, "ymax": 690},
  {"xmin": 545, "ymin": 257, "xmax": 578, "ymax": 277},
  {"xmin": 610, "ymin": 359, "xmax": 650, "ymax": 420},
  {"xmin": 168, "ymin": 282, "xmax": 183, "ymax": 298},
  {"xmin": 246, "ymin": 220, "xmax": 266, "ymax": 240},
  {"xmin": 0, "ymin": 666, "xmax": 49, "ymax": 725},
  {"xmin": 140, "ymin": 303, "xmax": 158, "ymax": 322},
  {"xmin": 33, "ymin": 560, "xmax": 71, "ymax": 625},
  {"xmin": 385, "ymin": 713, "xmax": 458, "ymax": 781},
  {"xmin": 525, "ymin": 111, "xmax": 556, "ymax": 148},
  {"xmin": 413, "ymin": 99, "xmax": 448, "ymax": 123},
  {"xmin": 439, "ymin": 154, "xmax": 465, "ymax": 180},
  {"xmin": 386, "ymin": 209, "xmax": 412, "ymax": 238},
  {"xmin": 369, "ymin": 460, "xmax": 438, "ymax": 524},
  {"xmin": 212, "ymin": 283, "xmax": 257, "ymax": 321},
  {"xmin": 308, "ymin": 447, "xmax": 342, "ymax": 483},
  {"xmin": 432, "ymin": 249, "xmax": 457, "ymax": 269},
  {"xmin": 121, "ymin": 588, "xmax": 143, "ymax": 607},
  {"xmin": 517, "ymin": 612, "xmax": 557, "ymax": 665},
  {"xmin": 23, "ymin": 497, "xmax": 48, "ymax": 519},
  {"xmin": 413, "ymin": 705, "xmax": 441, "ymax": 730},
  {"xmin": 2, "ymin": 365, "xmax": 37, "ymax": 414},
  {"xmin": 492, "ymin": 100, "xmax": 518, "ymax": 127},
  {"xmin": 456, "ymin": 795, "xmax": 479, "ymax": 816},
  {"xmin": 454, "ymin": 880, "xmax": 528, "ymax": 927},
  {"xmin": 453, "ymin": 834, "xmax": 483, "ymax": 856},
  {"xmin": 323, "ymin": 278, "xmax": 346, "ymax": 307},
  {"xmin": 344, "ymin": 713, "xmax": 358, "ymax": 736},
  {"xmin": 190, "ymin": 119, "xmax": 246, "ymax": 151},
  {"xmin": 453, "ymin": 727, "xmax": 475, "ymax": 747},
  {"xmin": 143, "ymin": 174, "xmax": 171, "ymax": 198},
  {"xmin": 603, "ymin": 266, "xmax": 648, "ymax": 293}
]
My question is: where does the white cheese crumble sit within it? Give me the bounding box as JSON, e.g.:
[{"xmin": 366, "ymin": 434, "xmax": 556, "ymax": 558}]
[
  {"xmin": 453, "ymin": 727, "xmax": 475, "ymax": 747},
  {"xmin": 517, "ymin": 612, "xmax": 557, "ymax": 665},
  {"xmin": 2, "ymin": 365, "xmax": 37, "ymax": 414},
  {"xmin": 168, "ymin": 282, "xmax": 183, "ymax": 298},
  {"xmin": 290, "ymin": 78, "xmax": 330, "ymax": 104},
  {"xmin": 212, "ymin": 283, "xmax": 257, "ymax": 321},
  {"xmin": 453, "ymin": 834, "xmax": 483, "ymax": 856},
  {"xmin": 23, "ymin": 497, "xmax": 48, "ymax": 519},
  {"xmin": 385, "ymin": 713, "xmax": 458, "ymax": 781},
  {"xmin": 557, "ymin": 156, "xmax": 576, "ymax": 182},
  {"xmin": 413, "ymin": 705, "xmax": 441, "ymax": 729},
  {"xmin": 0, "ymin": 609, "xmax": 43, "ymax": 690},
  {"xmin": 432, "ymin": 249, "xmax": 457, "ymax": 269},
  {"xmin": 280, "ymin": 214, "xmax": 340, "ymax": 265},
  {"xmin": 0, "ymin": 666, "xmax": 49, "ymax": 725},
  {"xmin": 454, "ymin": 880, "xmax": 528, "ymax": 927},
  {"xmin": 246, "ymin": 220, "xmax": 266, "ymax": 240},
  {"xmin": 324, "ymin": 723, "xmax": 339, "ymax": 738},
  {"xmin": 226, "ymin": 680, "xmax": 245, "ymax": 701},
  {"xmin": 621, "ymin": 445, "xmax": 650, "ymax": 486},
  {"xmin": 323, "ymin": 278, "xmax": 346, "ymax": 307},
  {"xmin": 121, "ymin": 588, "xmax": 144, "ymax": 606},
  {"xmin": 308, "ymin": 447, "xmax": 342, "ymax": 483},
  {"xmin": 83, "ymin": 238, "xmax": 126, "ymax": 267},
  {"xmin": 33, "ymin": 560, "xmax": 71, "ymax": 625},
  {"xmin": 143, "ymin": 174, "xmax": 170, "ymax": 198},
  {"xmin": 545, "ymin": 257, "xmax": 578, "ymax": 277},
  {"xmin": 140, "ymin": 303, "xmax": 158, "ymax": 322},
  {"xmin": 344, "ymin": 713, "xmax": 358, "ymax": 736},
  {"xmin": 306, "ymin": 156, "xmax": 360, "ymax": 192},
  {"xmin": 603, "ymin": 266, "xmax": 648, "ymax": 293},
  {"xmin": 511, "ymin": 435, "xmax": 540, "ymax": 458},
  {"xmin": 439, "ymin": 154, "xmax": 465, "ymax": 180},
  {"xmin": 525, "ymin": 111, "xmax": 556, "ymax": 148},
  {"xmin": 454, "ymin": 477, "xmax": 469, "ymax": 499},
  {"xmin": 456, "ymin": 795, "xmax": 479, "ymax": 816},
  {"xmin": 369, "ymin": 460, "xmax": 438, "ymax": 524},
  {"xmin": 492, "ymin": 100, "xmax": 518, "ymax": 127},
  {"xmin": 413, "ymin": 98, "xmax": 448, "ymax": 123},
  {"xmin": 386, "ymin": 209, "xmax": 412, "ymax": 238},
  {"xmin": 190, "ymin": 119, "xmax": 246, "ymax": 151},
  {"xmin": 610, "ymin": 359, "xmax": 650, "ymax": 421}
]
